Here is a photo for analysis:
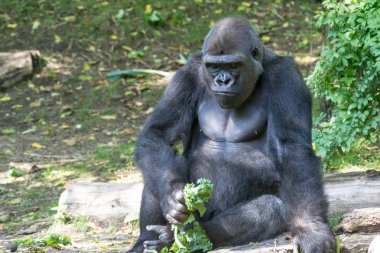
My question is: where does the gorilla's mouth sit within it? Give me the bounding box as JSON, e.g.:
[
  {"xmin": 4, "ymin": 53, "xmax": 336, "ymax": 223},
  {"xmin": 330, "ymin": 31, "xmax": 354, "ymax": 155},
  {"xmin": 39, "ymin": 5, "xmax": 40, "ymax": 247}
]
[{"xmin": 213, "ymin": 91, "xmax": 240, "ymax": 97}]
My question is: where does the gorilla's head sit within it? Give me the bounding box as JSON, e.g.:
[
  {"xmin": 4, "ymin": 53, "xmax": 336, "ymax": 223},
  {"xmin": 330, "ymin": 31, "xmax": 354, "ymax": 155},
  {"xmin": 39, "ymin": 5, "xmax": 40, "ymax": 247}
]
[{"xmin": 201, "ymin": 17, "xmax": 264, "ymax": 109}]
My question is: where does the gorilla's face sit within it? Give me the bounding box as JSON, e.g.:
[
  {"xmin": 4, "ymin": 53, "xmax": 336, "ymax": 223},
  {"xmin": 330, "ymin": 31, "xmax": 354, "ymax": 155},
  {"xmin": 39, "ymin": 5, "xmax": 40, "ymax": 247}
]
[{"xmin": 201, "ymin": 18, "xmax": 263, "ymax": 109}]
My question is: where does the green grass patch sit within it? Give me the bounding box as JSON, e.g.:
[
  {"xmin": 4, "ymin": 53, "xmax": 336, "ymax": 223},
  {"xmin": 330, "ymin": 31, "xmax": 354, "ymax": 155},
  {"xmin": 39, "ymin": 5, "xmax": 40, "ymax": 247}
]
[
  {"xmin": 16, "ymin": 234, "xmax": 71, "ymax": 247},
  {"xmin": 328, "ymin": 211, "xmax": 344, "ymax": 229},
  {"xmin": 1, "ymin": 162, "xmax": 92, "ymax": 233},
  {"xmin": 95, "ymin": 138, "xmax": 136, "ymax": 172},
  {"xmin": 1, "ymin": 128, "xmax": 16, "ymax": 135},
  {"xmin": 327, "ymin": 139, "xmax": 380, "ymax": 171}
]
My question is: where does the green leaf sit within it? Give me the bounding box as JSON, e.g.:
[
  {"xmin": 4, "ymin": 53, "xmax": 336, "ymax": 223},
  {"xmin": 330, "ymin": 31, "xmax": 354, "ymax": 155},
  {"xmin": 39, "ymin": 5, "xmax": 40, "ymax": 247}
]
[
  {"xmin": 115, "ymin": 9, "xmax": 125, "ymax": 19},
  {"xmin": 32, "ymin": 20, "xmax": 40, "ymax": 30},
  {"xmin": 78, "ymin": 74, "xmax": 93, "ymax": 81},
  {"xmin": 8, "ymin": 168, "xmax": 23, "ymax": 178},
  {"xmin": 1, "ymin": 128, "xmax": 16, "ymax": 135}
]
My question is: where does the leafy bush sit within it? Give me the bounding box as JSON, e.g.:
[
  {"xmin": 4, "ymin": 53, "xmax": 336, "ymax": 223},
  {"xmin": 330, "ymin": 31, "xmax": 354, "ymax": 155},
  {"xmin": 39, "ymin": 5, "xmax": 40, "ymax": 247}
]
[{"xmin": 308, "ymin": 0, "xmax": 380, "ymax": 163}]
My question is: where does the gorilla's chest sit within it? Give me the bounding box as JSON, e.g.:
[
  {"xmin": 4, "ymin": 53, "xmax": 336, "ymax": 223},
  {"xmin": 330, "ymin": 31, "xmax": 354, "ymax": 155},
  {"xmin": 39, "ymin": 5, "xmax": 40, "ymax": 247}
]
[{"xmin": 198, "ymin": 97, "xmax": 267, "ymax": 142}]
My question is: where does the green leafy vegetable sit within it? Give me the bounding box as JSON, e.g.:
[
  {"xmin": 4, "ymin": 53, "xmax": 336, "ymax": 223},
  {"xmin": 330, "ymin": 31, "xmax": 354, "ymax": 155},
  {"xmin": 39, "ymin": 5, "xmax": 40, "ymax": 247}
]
[{"xmin": 162, "ymin": 178, "xmax": 213, "ymax": 253}]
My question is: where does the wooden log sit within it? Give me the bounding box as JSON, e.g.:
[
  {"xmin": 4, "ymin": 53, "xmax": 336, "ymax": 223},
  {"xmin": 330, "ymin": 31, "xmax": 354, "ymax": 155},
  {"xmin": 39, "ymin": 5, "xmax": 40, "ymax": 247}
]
[
  {"xmin": 0, "ymin": 50, "xmax": 42, "ymax": 89},
  {"xmin": 58, "ymin": 171, "xmax": 380, "ymax": 225},
  {"xmin": 324, "ymin": 170, "xmax": 380, "ymax": 214},
  {"xmin": 58, "ymin": 174, "xmax": 143, "ymax": 227}
]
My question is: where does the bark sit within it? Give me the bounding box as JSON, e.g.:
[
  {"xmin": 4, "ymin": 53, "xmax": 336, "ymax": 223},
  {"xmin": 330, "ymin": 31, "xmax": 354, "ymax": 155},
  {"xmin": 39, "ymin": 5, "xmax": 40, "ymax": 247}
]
[
  {"xmin": 325, "ymin": 170, "xmax": 380, "ymax": 214},
  {"xmin": 0, "ymin": 50, "xmax": 42, "ymax": 88}
]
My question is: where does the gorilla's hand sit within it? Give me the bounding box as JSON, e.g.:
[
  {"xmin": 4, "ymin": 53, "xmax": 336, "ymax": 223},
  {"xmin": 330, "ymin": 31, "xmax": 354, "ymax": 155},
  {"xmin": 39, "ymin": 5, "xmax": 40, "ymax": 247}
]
[
  {"xmin": 161, "ymin": 183, "xmax": 189, "ymax": 224},
  {"xmin": 143, "ymin": 225, "xmax": 173, "ymax": 252},
  {"xmin": 293, "ymin": 222, "xmax": 336, "ymax": 253}
]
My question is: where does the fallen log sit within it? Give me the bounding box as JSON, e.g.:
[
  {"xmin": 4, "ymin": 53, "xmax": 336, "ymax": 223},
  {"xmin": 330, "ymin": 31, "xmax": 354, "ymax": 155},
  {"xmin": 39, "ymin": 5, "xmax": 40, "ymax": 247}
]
[
  {"xmin": 58, "ymin": 171, "xmax": 380, "ymax": 251},
  {"xmin": 325, "ymin": 170, "xmax": 380, "ymax": 213},
  {"xmin": 0, "ymin": 50, "xmax": 43, "ymax": 89}
]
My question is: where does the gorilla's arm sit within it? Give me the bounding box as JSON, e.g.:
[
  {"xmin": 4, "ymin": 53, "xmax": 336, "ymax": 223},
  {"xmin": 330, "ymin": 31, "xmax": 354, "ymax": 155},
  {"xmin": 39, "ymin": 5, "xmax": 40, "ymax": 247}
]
[
  {"xmin": 134, "ymin": 56, "xmax": 202, "ymax": 222},
  {"xmin": 265, "ymin": 56, "xmax": 335, "ymax": 253}
]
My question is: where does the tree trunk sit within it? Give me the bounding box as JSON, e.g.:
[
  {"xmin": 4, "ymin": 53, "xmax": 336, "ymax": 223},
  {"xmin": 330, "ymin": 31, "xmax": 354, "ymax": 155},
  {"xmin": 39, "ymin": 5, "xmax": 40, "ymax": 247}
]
[{"xmin": 0, "ymin": 50, "xmax": 42, "ymax": 89}]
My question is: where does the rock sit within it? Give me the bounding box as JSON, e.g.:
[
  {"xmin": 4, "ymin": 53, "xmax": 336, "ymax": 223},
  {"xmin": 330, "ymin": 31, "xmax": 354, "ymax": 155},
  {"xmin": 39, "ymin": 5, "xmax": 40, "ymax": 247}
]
[
  {"xmin": 4, "ymin": 241, "xmax": 17, "ymax": 252},
  {"xmin": 335, "ymin": 208, "xmax": 380, "ymax": 253},
  {"xmin": 0, "ymin": 213, "xmax": 10, "ymax": 223},
  {"xmin": 210, "ymin": 233, "xmax": 293, "ymax": 253},
  {"xmin": 338, "ymin": 233, "xmax": 375, "ymax": 253},
  {"xmin": 335, "ymin": 208, "xmax": 380, "ymax": 234},
  {"xmin": 58, "ymin": 175, "xmax": 143, "ymax": 227},
  {"xmin": 369, "ymin": 235, "xmax": 380, "ymax": 253}
]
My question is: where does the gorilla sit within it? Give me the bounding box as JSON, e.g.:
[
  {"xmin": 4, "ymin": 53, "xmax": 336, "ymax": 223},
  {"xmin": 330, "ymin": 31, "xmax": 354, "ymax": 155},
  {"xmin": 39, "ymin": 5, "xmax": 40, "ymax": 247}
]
[{"xmin": 129, "ymin": 17, "xmax": 335, "ymax": 253}]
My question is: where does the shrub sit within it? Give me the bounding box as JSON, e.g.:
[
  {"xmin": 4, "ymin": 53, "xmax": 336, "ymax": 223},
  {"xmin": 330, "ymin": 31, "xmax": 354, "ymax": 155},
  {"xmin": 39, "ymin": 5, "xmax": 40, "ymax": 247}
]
[{"xmin": 308, "ymin": 0, "xmax": 380, "ymax": 163}]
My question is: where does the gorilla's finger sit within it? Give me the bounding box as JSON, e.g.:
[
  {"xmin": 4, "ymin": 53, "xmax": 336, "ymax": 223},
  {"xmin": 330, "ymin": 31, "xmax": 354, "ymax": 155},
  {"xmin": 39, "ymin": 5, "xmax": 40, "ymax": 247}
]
[
  {"xmin": 166, "ymin": 213, "xmax": 180, "ymax": 225},
  {"xmin": 146, "ymin": 225, "xmax": 166, "ymax": 234},
  {"xmin": 175, "ymin": 190, "xmax": 185, "ymax": 204},
  {"xmin": 175, "ymin": 202, "xmax": 188, "ymax": 214},
  {"xmin": 292, "ymin": 240, "xmax": 300, "ymax": 253},
  {"xmin": 143, "ymin": 240, "xmax": 160, "ymax": 251},
  {"xmin": 326, "ymin": 240, "xmax": 335, "ymax": 253},
  {"xmin": 169, "ymin": 209, "xmax": 188, "ymax": 222}
]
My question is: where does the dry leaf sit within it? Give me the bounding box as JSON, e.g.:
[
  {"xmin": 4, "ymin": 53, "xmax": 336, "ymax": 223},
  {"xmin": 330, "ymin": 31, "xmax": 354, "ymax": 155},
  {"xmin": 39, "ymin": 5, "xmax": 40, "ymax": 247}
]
[
  {"xmin": 62, "ymin": 137, "xmax": 78, "ymax": 146},
  {"xmin": 30, "ymin": 99, "xmax": 42, "ymax": 107},
  {"xmin": 31, "ymin": 143, "xmax": 45, "ymax": 149},
  {"xmin": 0, "ymin": 95, "xmax": 11, "ymax": 102}
]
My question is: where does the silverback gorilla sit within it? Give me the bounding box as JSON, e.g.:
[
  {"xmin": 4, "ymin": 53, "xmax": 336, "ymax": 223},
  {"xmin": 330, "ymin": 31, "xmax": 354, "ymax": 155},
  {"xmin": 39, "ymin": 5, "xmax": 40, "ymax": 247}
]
[{"xmin": 129, "ymin": 17, "xmax": 335, "ymax": 253}]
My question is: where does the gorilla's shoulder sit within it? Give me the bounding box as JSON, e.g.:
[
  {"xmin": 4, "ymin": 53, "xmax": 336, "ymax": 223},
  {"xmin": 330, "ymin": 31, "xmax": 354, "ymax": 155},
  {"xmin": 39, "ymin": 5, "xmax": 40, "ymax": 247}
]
[{"xmin": 173, "ymin": 51, "xmax": 203, "ymax": 81}]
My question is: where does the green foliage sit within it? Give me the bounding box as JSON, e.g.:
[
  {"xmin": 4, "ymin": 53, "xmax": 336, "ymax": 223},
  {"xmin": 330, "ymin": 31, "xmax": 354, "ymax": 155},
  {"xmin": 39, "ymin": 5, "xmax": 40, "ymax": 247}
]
[
  {"xmin": 163, "ymin": 179, "xmax": 213, "ymax": 253},
  {"xmin": 183, "ymin": 178, "xmax": 213, "ymax": 217},
  {"xmin": 336, "ymin": 236, "xmax": 341, "ymax": 253},
  {"xmin": 95, "ymin": 138, "xmax": 136, "ymax": 172},
  {"xmin": 7, "ymin": 168, "xmax": 23, "ymax": 178},
  {"xmin": 328, "ymin": 211, "xmax": 344, "ymax": 229},
  {"xmin": 1, "ymin": 128, "xmax": 16, "ymax": 135},
  {"xmin": 16, "ymin": 234, "xmax": 71, "ymax": 247},
  {"xmin": 307, "ymin": 0, "xmax": 380, "ymax": 163},
  {"xmin": 146, "ymin": 10, "xmax": 165, "ymax": 25}
]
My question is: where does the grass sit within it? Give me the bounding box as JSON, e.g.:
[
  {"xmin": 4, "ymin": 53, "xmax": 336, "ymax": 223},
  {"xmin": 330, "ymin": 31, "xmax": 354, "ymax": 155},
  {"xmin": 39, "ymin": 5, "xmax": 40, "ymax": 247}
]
[
  {"xmin": 328, "ymin": 211, "xmax": 344, "ymax": 230},
  {"xmin": 94, "ymin": 137, "xmax": 136, "ymax": 172},
  {"xmin": 0, "ymin": 1, "xmax": 321, "ymax": 65},
  {"xmin": 16, "ymin": 234, "xmax": 71, "ymax": 247},
  {"xmin": 327, "ymin": 139, "xmax": 380, "ymax": 171},
  {"xmin": 1, "ymin": 162, "xmax": 92, "ymax": 233}
]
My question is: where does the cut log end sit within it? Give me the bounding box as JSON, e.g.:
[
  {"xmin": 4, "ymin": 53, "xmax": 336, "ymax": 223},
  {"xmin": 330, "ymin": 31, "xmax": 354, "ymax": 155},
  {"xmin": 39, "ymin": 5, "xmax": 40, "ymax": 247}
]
[{"xmin": 0, "ymin": 50, "xmax": 44, "ymax": 89}]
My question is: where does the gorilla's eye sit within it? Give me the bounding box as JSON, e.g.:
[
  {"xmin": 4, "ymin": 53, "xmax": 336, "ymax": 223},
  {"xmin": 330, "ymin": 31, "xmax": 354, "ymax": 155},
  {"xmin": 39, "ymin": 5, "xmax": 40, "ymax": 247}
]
[
  {"xmin": 229, "ymin": 62, "xmax": 240, "ymax": 70},
  {"xmin": 252, "ymin": 48, "xmax": 259, "ymax": 59}
]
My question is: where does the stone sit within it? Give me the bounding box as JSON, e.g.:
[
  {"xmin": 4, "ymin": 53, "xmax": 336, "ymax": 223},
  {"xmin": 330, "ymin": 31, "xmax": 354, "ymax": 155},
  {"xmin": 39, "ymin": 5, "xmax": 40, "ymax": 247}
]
[{"xmin": 335, "ymin": 208, "xmax": 380, "ymax": 234}]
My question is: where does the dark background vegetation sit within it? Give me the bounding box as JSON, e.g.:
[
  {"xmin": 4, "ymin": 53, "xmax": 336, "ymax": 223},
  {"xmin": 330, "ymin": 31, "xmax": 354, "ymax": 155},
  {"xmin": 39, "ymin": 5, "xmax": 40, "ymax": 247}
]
[{"xmin": 0, "ymin": 0, "xmax": 378, "ymax": 251}]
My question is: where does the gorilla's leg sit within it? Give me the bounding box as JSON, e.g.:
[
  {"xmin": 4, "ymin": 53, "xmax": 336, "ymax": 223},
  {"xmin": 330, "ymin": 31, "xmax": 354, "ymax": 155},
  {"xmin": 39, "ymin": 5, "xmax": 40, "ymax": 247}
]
[
  {"xmin": 203, "ymin": 195, "xmax": 287, "ymax": 247},
  {"xmin": 128, "ymin": 186, "xmax": 166, "ymax": 253}
]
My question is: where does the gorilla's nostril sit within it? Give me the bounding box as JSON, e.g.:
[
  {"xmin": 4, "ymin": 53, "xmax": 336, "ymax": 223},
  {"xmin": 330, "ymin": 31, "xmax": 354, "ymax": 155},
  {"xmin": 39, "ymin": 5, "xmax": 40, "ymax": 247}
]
[{"xmin": 216, "ymin": 73, "xmax": 232, "ymax": 86}]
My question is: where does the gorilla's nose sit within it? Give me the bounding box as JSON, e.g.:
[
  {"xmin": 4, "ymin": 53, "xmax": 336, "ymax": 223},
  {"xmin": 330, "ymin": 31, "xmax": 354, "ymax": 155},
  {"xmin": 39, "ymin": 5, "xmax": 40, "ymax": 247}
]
[{"xmin": 215, "ymin": 73, "xmax": 233, "ymax": 86}]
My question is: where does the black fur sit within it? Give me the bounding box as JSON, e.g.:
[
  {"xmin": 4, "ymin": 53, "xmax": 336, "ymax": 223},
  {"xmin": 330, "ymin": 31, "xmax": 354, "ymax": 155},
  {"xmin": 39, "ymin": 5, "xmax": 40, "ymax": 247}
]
[{"xmin": 129, "ymin": 17, "xmax": 335, "ymax": 253}]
